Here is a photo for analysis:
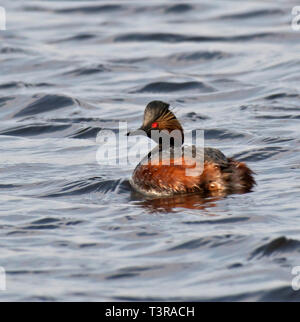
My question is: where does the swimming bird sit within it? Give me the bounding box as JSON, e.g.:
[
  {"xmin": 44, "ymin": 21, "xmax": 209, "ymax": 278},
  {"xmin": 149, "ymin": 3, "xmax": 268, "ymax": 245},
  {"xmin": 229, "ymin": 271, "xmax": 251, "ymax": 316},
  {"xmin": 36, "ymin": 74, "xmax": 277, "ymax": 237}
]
[{"xmin": 127, "ymin": 101, "xmax": 255, "ymax": 197}]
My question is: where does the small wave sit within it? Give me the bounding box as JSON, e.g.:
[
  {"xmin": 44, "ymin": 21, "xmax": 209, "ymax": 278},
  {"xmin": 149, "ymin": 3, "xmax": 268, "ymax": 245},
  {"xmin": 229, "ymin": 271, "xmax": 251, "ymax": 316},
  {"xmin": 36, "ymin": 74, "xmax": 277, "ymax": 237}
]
[
  {"xmin": 11, "ymin": 217, "xmax": 84, "ymax": 233},
  {"xmin": 164, "ymin": 4, "xmax": 193, "ymax": 14},
  {"xmin": 0, "ymin": 96, "xmax": 15, "ymax": 108},
  {"xmin": 55, "ymin": 4, "xmax": 123, "ymax": 14},
  {"xmin": 41, "ymin": 178, "xmax": 130, "ymax": 198},
  {"xmin": 261, "ymin": 137, "xmax": 294, "ymax": 144},
  {"xmin": 134, "ymin": 81, "xmax": 215, "ymax": 93},
  {"xmin": 14, "ymin": 94, "xmax": 75, "ymax": 118},
  {"xmin": 255, "ymin": 114, "xmax": 300, "ymax": 120},
  {"xmin": 0, "ymin": 82, "xmax": 52, "ymax": 90},
  {"xmin": 105, "ymin": 273, "xmax": 138, "ymax": 280},
  {"xmin": 0, "ymin": 184, "xmax": 21, "ymax": 189},
  {"xmin": 22, "ymin": 5, "xmax": 52, "ymax": 13},
  {"xmin": 232, "ymin": 147, "xmax": 289, "ymax": 162},
  {"xmin": 68, "ymin": 126, "xmax": 101, "ymax": 139},
  {"xmin": 183, "ymin": 217, "xmax": 249, "ymax": 225},
  {"xmin": 168, "ymin": 50, "xmax": 230, "ymax": 62},
  {"xmin": 111, "ymin": 50, "xmax": 230, "ymax": 68},
  {"xmin": 0, "ymin": 47, "xmax": 28, "ymax": 54},
  {"xmin": 249, "ymin": 236, "xmax": 300, "ymax": 259},
  {"xmin": 168, "ymin": 234, "xmax": 245, "ymax": 252},
  {"xmin": 220, "ymin": 9, "xmax": 283, "ymax": 20},
  {"xmin": 227, "ymin": 263, "xmax": 243, "ymax": 269},
  {"xmin": 242, "ymin": 102, "xmax": 300, "ymax": 113},
  {"xmin": 51, "ymin": 33, "xmax": 96, "ymax": 44},
  {"xmin": 113, "ymin": 32, "xmax": 218, "ymax": 43},
  {"xmin": 185, "ymin": 112, "xmax": 209, "ymax": 121},
  {"xmin": 41, "ymin": 177, "xmax": 107, "ymax": 197},
  {"xmin": 261, "ymin": 59, "xmax": 300, "ymax": 75},
  {"xmin": 204, "ymin": 129, "xmax": 246, "ymax": 140},
  {"xmin": 113, "ymin": 32, "xmax": 279, "ymax": 43},
  {"xmin": 0, "ymin": 124, "xmax": 71, "ymax": 137},
  {"xmin": 259, "ymin": 286, "xmax": 300, "ymax": 302},
  {"xmin": 264, "ymin": 93, "xmax": 299, "ymax": 100},
  {"xmin": 50, "ymin": 117, "xmax": 113, "ymax": 124},
  {"xmin": 63, "ymin": 65, "xmax": 109, "ymax": 76},
  {"xmin": 31, "ymin": 218, "xmax": 61, "ymax": 225},
  {"xmin": 105, "ymin": 265, "xmax": 162, "ymax": 280}
]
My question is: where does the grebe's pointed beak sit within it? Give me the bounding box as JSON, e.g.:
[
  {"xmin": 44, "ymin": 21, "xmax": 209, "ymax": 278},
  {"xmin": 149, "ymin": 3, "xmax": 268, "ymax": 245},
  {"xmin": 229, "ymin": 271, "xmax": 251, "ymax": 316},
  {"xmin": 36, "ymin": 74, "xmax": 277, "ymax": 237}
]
[{"xmin": 126, "ymin": 127, "xmax": 147, "ymax": 137}]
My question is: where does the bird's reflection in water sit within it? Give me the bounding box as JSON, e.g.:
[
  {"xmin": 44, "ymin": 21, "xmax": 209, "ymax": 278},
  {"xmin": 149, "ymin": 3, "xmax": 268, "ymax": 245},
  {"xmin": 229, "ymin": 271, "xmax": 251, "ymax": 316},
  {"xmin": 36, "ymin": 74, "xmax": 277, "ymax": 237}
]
[{"xmin": 131, "ymin": 190, "xmax": 227, "ymax": 213}]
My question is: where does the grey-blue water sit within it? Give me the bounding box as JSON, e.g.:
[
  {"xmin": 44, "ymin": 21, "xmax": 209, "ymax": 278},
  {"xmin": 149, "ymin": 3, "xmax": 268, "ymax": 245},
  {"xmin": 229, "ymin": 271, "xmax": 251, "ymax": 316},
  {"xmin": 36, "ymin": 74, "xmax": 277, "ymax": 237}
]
[{"xmin": 0, "ymin": 0, "xmax": 300, "ymax": 301}]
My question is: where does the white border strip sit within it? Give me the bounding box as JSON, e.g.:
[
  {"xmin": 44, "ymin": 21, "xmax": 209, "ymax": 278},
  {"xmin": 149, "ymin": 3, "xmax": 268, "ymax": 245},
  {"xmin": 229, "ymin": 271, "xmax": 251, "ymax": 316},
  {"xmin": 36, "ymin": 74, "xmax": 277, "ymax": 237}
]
[
  {"xmin": 0, "ymin": 7, "xmax": 6, "ymax": 30},
  {"xmin": 0, "ymin": 267, "xmax": 6, "ymax": 291},
  {"xmin": 292, "ymin": 6, "xmax": 300, "ymax": 31}
]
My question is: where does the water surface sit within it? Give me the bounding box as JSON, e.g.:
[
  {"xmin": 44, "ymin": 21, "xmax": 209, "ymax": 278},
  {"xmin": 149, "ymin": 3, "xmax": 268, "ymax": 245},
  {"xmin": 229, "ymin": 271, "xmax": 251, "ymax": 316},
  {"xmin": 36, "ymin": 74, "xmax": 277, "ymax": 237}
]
[{"xmin": 0, "ymin": 0, "xmax": 300, "ymax": 301}]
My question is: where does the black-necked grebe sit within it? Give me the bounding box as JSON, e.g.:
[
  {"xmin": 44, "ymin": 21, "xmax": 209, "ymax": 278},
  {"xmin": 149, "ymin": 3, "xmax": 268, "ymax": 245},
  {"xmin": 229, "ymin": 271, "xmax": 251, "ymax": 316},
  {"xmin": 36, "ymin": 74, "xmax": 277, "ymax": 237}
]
[{"xmin": 127, "ymin": 101, "xmax": 255, "ymax": 197}]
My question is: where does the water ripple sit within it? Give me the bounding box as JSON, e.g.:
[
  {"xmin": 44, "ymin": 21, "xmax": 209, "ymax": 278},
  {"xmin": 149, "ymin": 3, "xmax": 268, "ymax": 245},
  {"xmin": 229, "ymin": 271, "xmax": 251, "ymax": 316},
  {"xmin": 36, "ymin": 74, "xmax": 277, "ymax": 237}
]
[
  {"xmin": 134, "ymin": 81, "xmax": 215, "ymax": 93},
  {"xmin": 249, "ymin": 237, "xmax": 300, "ymax": 260},
  {"xmin": 14, "ymin": 95, "xmax": 75, "ymax": 118}
]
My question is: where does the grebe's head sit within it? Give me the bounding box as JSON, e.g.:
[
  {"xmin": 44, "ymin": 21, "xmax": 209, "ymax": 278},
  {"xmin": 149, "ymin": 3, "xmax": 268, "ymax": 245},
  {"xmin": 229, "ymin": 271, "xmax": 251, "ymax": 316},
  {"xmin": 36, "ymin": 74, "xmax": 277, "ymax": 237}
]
[{"xmin": 127, "ymin": 101, "xmax": 184, "ymax": 145}]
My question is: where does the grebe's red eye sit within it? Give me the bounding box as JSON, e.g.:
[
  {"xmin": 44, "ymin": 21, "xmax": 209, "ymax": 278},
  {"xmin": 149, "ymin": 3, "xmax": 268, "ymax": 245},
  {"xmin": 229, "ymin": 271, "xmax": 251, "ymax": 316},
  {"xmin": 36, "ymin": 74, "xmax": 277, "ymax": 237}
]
[{"xmin": 151, "ymin": 122, "xmax": 158, "ymax": 128}]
